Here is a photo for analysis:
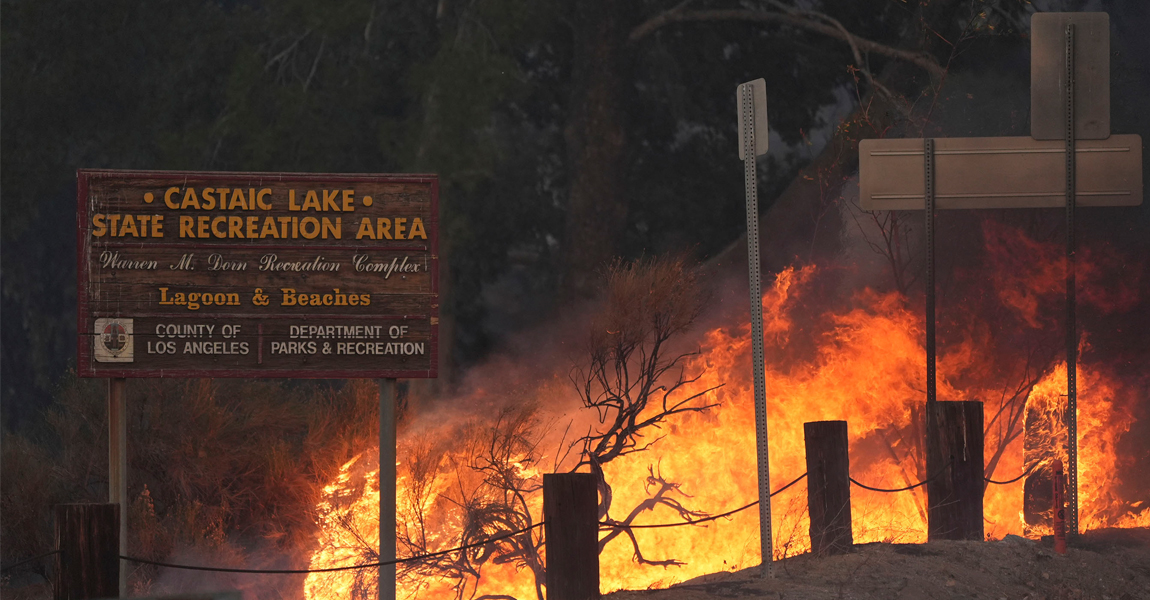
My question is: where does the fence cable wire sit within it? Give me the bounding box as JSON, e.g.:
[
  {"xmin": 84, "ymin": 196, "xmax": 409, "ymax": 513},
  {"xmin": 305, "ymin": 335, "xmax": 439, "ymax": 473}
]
[
  {"xmin": 119, "ymin": 522, "xmax": 545, "ymax": 574},
  {"xmin": 850, "ymin": 465, "xmax": 948, "ymax": 493},
  {"xmin": 0, "ymin": 550, "xmax": 61, "ymax": 574},
  {"xmin": 600, "ymin": 472, "xmax": 808, "ymax": 530},
  {"xmin": 107, "ymin": 463, "xmax": 985, "ymax": 575},
  {"xmin": 117, "ymin": 473, "xmax": 814, "ymax": 573},
  {"xmin": 984, "ymin": 463, "xmax": 1038, "ymax": 486}
]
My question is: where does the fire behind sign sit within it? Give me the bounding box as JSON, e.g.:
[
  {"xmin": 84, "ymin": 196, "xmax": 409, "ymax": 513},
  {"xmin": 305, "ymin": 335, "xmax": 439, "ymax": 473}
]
[{"xmin": 77, "ymin": 170, "xmax": 438, "ymax": 378}]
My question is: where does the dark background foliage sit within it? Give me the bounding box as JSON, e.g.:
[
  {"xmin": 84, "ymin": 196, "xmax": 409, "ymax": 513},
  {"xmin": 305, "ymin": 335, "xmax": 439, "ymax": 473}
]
[{"xmin": 0, "ymin": 0, "xmax": 981, "ymax": 422}]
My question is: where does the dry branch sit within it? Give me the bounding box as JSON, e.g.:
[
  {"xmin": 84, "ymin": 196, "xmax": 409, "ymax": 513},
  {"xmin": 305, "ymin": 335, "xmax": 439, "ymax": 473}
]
[
  {"xmin": 568, "ymin": 256, "xmax": 722, "ymax": 568},
  {"xmin": 630, "ymin": 8, "xmax": 945, "ymax": 78}
]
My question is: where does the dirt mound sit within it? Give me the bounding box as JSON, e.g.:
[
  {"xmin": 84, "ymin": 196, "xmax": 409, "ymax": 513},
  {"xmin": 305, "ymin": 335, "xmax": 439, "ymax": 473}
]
[{"xmin": 604, "ymin": 528, "xmax": 1150, "ymax": 600}]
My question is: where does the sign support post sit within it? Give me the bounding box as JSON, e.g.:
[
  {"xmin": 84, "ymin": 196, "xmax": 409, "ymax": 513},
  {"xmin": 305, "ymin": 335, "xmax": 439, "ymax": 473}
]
[
  {"xmin": 736, "ymin": 78, "xmax": 773, "ymax": 578},
  {"xmin": 1062, "ymin": 23, "xmax": 1080, "ymax": 539},
  {"xmin": 107, "ymin": 377, "xmax": 127, "ymax": 598},
  {"xmin": 923, "ymin": 138, "xmax": 938, "ymax": 490},
  {"xmin": 924, "ymin": 138, "xmax": 936, "ymax": 409},
  {"xmin": 379, "ymin": 378, "xmax": 398, "ymax": 600}
]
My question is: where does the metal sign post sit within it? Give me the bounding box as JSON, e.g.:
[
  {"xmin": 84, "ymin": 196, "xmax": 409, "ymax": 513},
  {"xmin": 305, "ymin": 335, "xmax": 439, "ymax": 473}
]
[
  {"xmin": 859, "ymin": 12, "xmax": 1143, "ymax": 544},
  {"xmin": 923, "ymin": 138, "xmax": 938, "ymax": 509},
  {"xmin": 1061, "ymin": 21, "xmax": 1081, "ymax": 541},
  {"xmin": 924, "ymin": 138, "xmax": 936, "ymax": 410},
  {"xmin": 1032, "ymin": 12, "xmax": 1111, "ymax": 538},
  {"xmin": 736, "ymin": 78, "xmax": 773, "ymax": 578}
]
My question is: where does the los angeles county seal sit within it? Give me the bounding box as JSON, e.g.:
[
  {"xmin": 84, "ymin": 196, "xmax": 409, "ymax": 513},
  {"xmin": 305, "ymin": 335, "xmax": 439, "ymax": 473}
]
[{"xmin": 94, "ymin": 318, "xmax": 134, "ymax": 362}]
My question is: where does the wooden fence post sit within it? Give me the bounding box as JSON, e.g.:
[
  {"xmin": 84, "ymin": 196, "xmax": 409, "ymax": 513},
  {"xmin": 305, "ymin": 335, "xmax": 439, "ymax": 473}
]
[
  {"xmin": 804, "ymin": 420, "xmax": 853, "ymax": 555},
  {"xmin": 926, "ymin": 401, "xmax": 984, "ymax": 541},
  {"xmin": 543, "ymin": 473, "xmax": 599, "ymax": 600},
  {"xmin": 55, "ymin": 503, "xmax": 119, "ymax": 600}
]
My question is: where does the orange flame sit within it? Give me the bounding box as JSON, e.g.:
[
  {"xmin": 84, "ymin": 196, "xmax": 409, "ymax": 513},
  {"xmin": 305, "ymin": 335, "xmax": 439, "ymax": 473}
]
[{"xmin": 305, "ymin": 227, "xmax": 1145, "ymax": 597}]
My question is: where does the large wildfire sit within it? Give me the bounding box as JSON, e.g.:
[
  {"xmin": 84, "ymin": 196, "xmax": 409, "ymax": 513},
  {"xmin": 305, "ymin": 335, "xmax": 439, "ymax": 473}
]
[{"xmin": 303, "ymin": 219, "xmax": 1147, "ymax": 599}]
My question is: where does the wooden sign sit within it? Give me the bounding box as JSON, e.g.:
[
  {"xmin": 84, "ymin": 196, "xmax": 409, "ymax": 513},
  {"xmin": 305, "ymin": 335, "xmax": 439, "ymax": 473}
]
[{"xmin": 77, "ymin": 170, "xmax": 438, "ymax": 379}]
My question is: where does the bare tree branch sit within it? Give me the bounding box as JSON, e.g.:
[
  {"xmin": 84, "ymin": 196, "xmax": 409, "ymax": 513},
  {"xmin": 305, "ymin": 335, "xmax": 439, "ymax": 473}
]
[
  {"xmin": 303, "ymin": 35, "xmax": 326, "ymax": 92},
  {"xmin": 569, "ymin": 256, "xmax": 723, "ymax": 568},
  {"xmin": 629, "ymin": 8, "xmax": 945, "ymax": 77},
  {"xmin": 764, "ymin": 0, "xmax": 909, "ymax": 113},
  {"xmin": 598, "ymin": 467, "xmax": 707, "ymax": 567}
]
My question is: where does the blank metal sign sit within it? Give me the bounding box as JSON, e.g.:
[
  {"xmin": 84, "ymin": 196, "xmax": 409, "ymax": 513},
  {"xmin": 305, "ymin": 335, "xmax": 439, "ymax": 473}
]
[
  {"xmin": 858, "ymin": 135, "xmax": 1142, "ymax": 211},
  {"xmin": 1031, "ymin": 12, "xmax": 1110, "ymax": 141}
]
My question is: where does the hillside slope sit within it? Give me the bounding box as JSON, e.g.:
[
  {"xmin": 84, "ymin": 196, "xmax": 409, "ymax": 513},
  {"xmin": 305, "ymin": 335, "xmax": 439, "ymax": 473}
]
[{"xmin": 605, "ymin": 529, "xmax": 1150, "ymax": 600}]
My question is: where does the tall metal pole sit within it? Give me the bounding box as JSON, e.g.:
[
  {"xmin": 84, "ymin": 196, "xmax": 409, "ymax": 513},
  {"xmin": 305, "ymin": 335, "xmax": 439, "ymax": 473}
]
[
  {"xmin": 924, "ymin": 138, "xmax": 936, "ymax": 408},
  {"xmin": 1064, "ymin": 23, "xmax": 1080, "ymax": 539},
  {"xmin": 379, "ymin": 378, "xmax": 398, "ymax": 600},
  {"xmin": 107, "ymin": 377, "xmax": 127, "ymax": 598},
  {"xmin": 923, "ymin": 137, "xmax": 938, "ymax": 517},
  {"xmin": 739, "ymin": 81, "xmax": 773, "ymax": 578}
]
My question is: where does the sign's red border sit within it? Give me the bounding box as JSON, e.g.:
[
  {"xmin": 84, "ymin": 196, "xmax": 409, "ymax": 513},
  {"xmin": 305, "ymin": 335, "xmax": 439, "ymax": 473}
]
[{"xmin": 76, "ymin": 169, "xmax": 439, "ymax": 379}]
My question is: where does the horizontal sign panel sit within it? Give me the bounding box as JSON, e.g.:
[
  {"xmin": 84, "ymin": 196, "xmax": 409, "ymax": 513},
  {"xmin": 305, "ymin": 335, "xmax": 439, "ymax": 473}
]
[
  {"xmin": 78, "ymin": 170, "xmax": 438, "ymax": 378},
  {"xmin": 859, "ymin": 135, "xmax": 1142, "ymax": 211}
]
